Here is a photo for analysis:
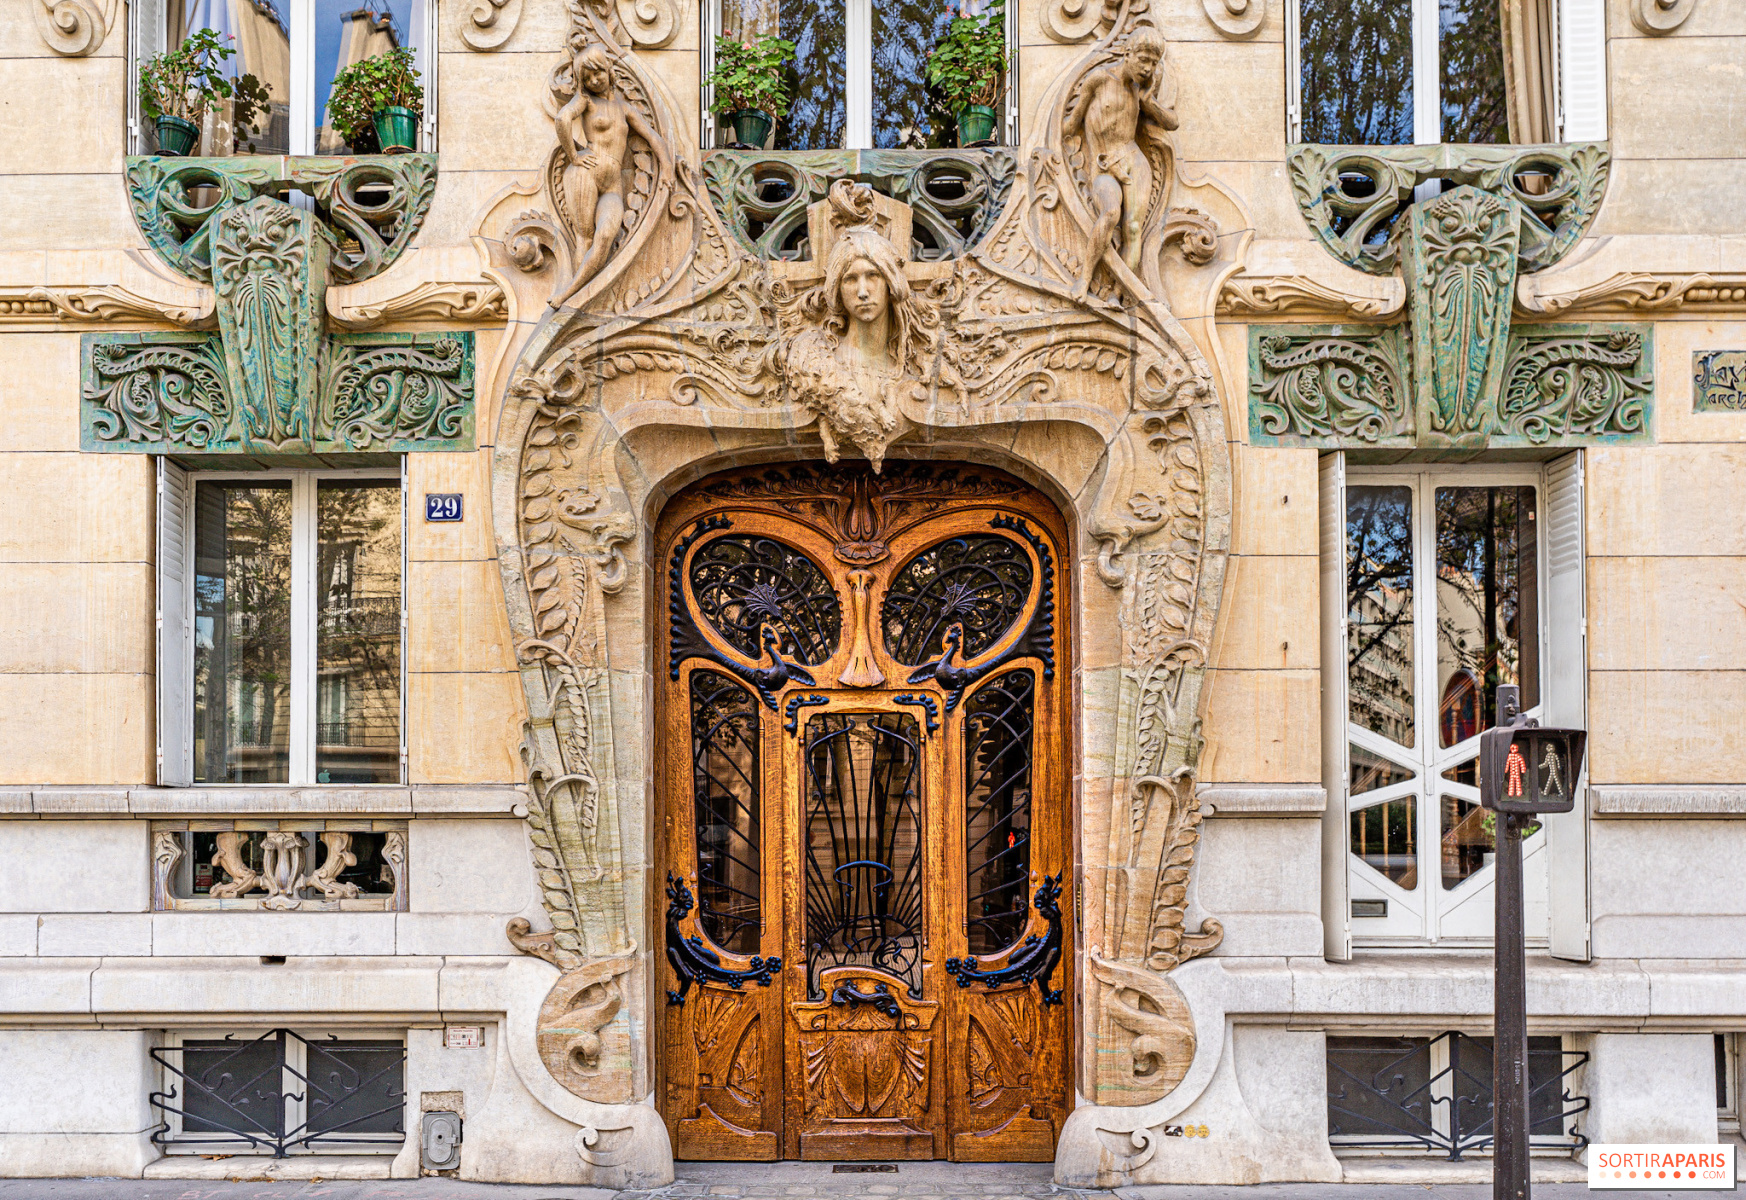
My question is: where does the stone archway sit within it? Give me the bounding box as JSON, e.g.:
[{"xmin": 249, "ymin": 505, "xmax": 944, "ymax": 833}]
[{"xmin": 474, "ymin": 0, "xmax": 1240, "ymax": 1185}]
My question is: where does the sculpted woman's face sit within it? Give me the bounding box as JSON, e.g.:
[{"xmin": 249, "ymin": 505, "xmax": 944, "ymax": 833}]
[{"xmin": 839, "ymin": 257, "xmax": 890, "ymax": 325}]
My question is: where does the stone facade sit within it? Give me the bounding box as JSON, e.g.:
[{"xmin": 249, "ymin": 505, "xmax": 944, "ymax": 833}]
[{"xmin": 1, "ymin": 0, "xmax": 1744, "ymax": 1188}]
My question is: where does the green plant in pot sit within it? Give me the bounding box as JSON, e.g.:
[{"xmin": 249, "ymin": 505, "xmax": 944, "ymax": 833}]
[
  {"xmin": 705, "ymin": 33, "xmax": 796, "ymax": 148},
  {"xmin": 138, "ymin": 28, "xmax": 272, "ymax": 156},
  {"xmin": 328, "ymin": 46, "xmax": 425, "ymax": 153},
  {"xmin": 926, "ymin": 0, "xmax": 1007, "ymax": 147}
]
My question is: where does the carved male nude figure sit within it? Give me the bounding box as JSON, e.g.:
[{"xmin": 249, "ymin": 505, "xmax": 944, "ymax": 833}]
[
  {"xmin": 550, "ymin": 45, "xmax": 672, "ymax": 309},
  {"xmin": 1061, "ymin": 27, "xmax": 1177, "ymax": 299}
]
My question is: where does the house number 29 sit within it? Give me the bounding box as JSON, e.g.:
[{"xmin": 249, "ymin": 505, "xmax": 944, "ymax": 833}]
[{"xmin": 425, "ymin": 493, "xmax": 463, "ymax": 522}]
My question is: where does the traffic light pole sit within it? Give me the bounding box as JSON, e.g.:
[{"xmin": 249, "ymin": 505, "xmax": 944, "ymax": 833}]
[{"xmin": 1494, "ymin": 805, "xmax": 1530, "ymax": 1200}]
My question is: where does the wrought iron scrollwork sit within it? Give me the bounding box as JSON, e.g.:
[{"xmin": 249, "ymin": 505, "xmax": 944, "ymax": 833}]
[
  {"xmin": 783, "ymin": 692, "xmax": 830, "ymax": 734},
  {"xmin": 664, "ymin": 873, "xmax": 782, "ymax": 1006},
  {"xmin": 892, "ymin": 517, "xmax": 1056, "ymax": 711},
  {"xmin": 830, "ymin": 981, "xmax": 901, "ymax": 1020},
  {"xmin": 892, "ymin": 693, "xmax": 939, "ymax": 735},
  {"xmin": 945, "ymin": 874, "xmax": 1065, "ymax": 1006},
  {"xmin": 669, "ymin": 520, "xmax": 841, "ymax": 708}
]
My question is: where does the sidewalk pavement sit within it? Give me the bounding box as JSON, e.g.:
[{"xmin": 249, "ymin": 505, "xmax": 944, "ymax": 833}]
[{"xmin": 0, "ymin": 1160, "xmax": 1693, "ymax": 1200}]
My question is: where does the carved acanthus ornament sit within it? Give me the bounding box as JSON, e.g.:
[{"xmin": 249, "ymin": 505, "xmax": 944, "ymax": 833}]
[
  {"xmin": 30, "ymin": 0, "xmax": 114, "ymax": 54},
  {"xmin": 82, "ymin": 154, "xmax": 474, "ymax": 455},
  {"xmin": 1217, "ymin": 274, "xmax": 1403, "ymax": 320},
  {"xmin": 1518, "ymin": 272, "xmax": 1746, "ymax": 316},
  {"xmin": 1260, "ymin": 140, "xmax": 1653, "ymax": 451},
  {"xmin": 0, "ymin": 284, "xmax": 213, "ymax": 326},
  {"xmin": 328, "ymin": 280, "xmax": 509, "ymax": 329},
  {"xmin": 481, "ymin": 0, "xmax": 1234, "ymax": 1168}
]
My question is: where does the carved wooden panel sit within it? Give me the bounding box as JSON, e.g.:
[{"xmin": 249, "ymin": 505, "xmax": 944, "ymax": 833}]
[{"xmin": 656, "ymin": 461, "xmax": 1074, "ymax": 1162}]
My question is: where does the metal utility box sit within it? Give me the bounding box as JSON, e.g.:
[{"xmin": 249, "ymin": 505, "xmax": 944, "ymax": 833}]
[{"xmin": 420, "ymin": 1110, "xmax": 461, "ymax": 1171}]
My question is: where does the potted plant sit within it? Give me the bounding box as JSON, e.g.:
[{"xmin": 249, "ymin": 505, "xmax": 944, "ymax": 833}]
[
  {"xmin": 926, "ymin": 0, "xmax": 1007, "ymax": 147},
  {"xmin": 705, "ymin": 33, "xmax": 796, "ymax": 148},
  {"xmin": 138, "ymin": 28, "xmax": 272, "ymax": 156},
  {"xmin": 328, "ymin": 46, "xmax": 425, "ymax": 153}
]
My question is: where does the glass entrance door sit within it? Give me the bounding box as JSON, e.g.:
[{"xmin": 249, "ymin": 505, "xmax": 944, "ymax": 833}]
[{"xmin": 658, "ymin": 461, "xmax": 1071, "ymax": 1161}]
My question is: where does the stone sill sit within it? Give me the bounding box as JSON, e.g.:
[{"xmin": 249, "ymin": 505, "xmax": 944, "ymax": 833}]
[
  {"xmin": 145, "ymin": 1153, "xmax": 396, "ymax": 1180},
  {"xmin": 0, "ymin": 785, "xmax": 527, "ymax": 817},
  {"xmin": 1591, "ymin": 784, "xmax": 1746, "ymax": 817},
  {"xmin": 1199, "ymin": 783, "xmax": 1326, "ymax": 816},
  {"xmin": 1335, "ymin": 1155, "xmax": 1587, "ymax": 1185}
]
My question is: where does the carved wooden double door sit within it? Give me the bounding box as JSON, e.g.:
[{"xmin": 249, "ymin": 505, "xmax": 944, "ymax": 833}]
[{"xmin": 657, "ymin": 462, "xmax": 1073, "ymax": 1162}]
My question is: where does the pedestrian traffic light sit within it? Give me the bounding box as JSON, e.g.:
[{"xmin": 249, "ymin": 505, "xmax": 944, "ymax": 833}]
[{"xmin": 1479, "ymin": 689, "xmax": 1585, "ymax": 816}]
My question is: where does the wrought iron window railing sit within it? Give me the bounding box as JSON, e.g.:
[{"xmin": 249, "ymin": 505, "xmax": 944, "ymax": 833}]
[
  {"xmin": 151, "ymin": 1030, "xmax": 406, "ymax": 1157},
  {"xmin": 1328, "ymin": 1031, "xmax": 1589, "ymax": 1160}
]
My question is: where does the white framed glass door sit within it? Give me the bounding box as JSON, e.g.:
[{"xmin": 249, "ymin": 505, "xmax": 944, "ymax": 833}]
[{"xmin": 1343, "ymin": 468, "xmax": 1550, "ymax": 946}]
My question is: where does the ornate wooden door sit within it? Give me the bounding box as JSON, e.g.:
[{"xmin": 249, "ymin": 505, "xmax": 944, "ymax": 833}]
[{"xmin": 658, "ymin": 462, "xmax": 1072, "ymax": 1163}]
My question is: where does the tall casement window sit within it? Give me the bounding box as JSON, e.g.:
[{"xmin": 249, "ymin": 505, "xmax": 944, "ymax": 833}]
[
  {"xmin": 128, "ymin": 0, "xmax": 436, "ymax": 155},
  {"xmin": 159, "ymin": 465, "xmax": 405, "ymax": 786},
  {"xmin": 1320, "ymin": 456, "xmax": 1588, "ymax": 954},
  {"xmin": 702, "ymin": 0, "xmax": 1016, "ymax": 149},
  {"xmin": 1289, "ymin": 0, "xmax": 1607, "ymax": 144}
]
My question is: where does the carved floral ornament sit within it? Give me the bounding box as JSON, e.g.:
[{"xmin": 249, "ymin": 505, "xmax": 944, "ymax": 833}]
[
  {"xmin": 1252, "ymin": 141, "xmax": 1656, "ymax": 452},
  {"xmin": 475, "ymin": 0, "xmax": 1238, "ymax": 1177}
]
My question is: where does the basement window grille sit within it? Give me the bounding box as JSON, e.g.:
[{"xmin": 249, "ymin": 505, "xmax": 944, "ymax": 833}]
[
  {"xmin": 1328, "ymin": 1031, "xmax": 1588, "ymax": 1160},
  {"xmin": 151, "ymin": 1029, "xmax": 406, "ymax": 1157}
]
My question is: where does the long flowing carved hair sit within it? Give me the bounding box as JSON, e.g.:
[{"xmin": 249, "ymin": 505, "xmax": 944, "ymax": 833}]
[{"xmin": 806, "ymin": 226, "xmax": 947, "ymax": 377}]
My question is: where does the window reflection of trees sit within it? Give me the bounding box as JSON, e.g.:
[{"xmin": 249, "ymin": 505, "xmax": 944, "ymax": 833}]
[
  {"xmin": 1299, "ymin": 0, "xmax": 1412, "ymax": 145},
  {"xmin": 1346, "ymin": 485, "xmax": 1415, "ymax": 748},
  {"xmin": 1433, "ymin": 486, "xmax": 1537, "ymax": 745},
  {"xmin": 1437, "ymin": 0, "xmax": 1508, "ymax": 145}
]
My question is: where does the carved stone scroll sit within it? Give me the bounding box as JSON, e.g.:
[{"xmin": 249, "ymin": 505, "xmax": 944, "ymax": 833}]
[
  {"xmin": 1089, "ymin": 955, "xmax": 1196, "ymax": 1106},
  {"xmin": 1631, "ymin": 0, "xmax": 1698, "ymax": 33},
  {"xmin": 32, "ymin": 0, "xmax": 114, "ymax": 55},
  {"xmin": 459, "ymin": 0, "xmax": 523, "ymax": 49},
  {"xmin": 1201, "ymin": 0, "xmax": 1263, "ymax": 38}
]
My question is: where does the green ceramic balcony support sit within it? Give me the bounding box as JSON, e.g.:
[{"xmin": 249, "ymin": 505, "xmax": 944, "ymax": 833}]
[
  {"xmin": 1250, "ymin": 142, "xmax": 1651, "ymax": 453},
  {"xmin": 81, "ymin": 154, "xmax": 475, "ymax": 456}
]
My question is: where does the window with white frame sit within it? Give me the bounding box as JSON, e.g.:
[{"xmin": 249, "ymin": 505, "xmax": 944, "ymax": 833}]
[
  {"xmin": 1289, "ymin": 0, "xmax": 1607, "ymax": 144},
  {"xmin": 702, "ymin": 0, "xmax": 1016, "ymax": 149},
  {"xmin": 159, "ymin": 464, "xmax": 405, "ymax": 786},
  {"xmin": 1320, "ymin": 456, "xmax": 1588, "ymax": 951},
  {"xmin": 152, "ymin": 1029, "xmax": 406, "ymax": 1155},
  {"xmin": 128, "ymin": 0, "xmax": 436, "ymax": 155}
]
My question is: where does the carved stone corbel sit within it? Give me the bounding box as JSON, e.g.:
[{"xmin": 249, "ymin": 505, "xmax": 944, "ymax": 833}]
[
  {"xmin": 31, "ymin": 0, "xmax": 114, "ymax": 55},
  {"xmin": 1631, "ymin": 0, "xmax": 1697, "ymax": 34}
]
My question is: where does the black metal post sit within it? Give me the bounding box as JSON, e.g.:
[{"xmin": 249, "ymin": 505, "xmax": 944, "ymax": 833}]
[
  {"xmin": 1494, "ymin": 809, "xmax": 1530, "ymax": 1200},
  {"xmin": 1493, "ymin": 683, "xmax": 1529, "ymax": 1200}
]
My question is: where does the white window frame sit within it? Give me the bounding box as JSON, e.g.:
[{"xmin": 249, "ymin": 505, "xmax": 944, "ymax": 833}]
[
  {"xmin": 700, "ymin": 0, "xmax": 1020, "ymax": 150},
  {"xmin": 128, "ymin": 0, "xmax": 440, "ymax": 155},
  {"xmin": 159, "ymin": 463, "xmax": 408, "ymax": 787},
  {"xmin": 156, "ymin": 1028, "xmax": 407, "ymax": 1155},
  {"xmin": 1326, "ymin": 458, "xmax": 1587, "ymax": 951},
  {"xmin": 1285, "ymin": 0, "xmax": 1606, "ymax": 144}
]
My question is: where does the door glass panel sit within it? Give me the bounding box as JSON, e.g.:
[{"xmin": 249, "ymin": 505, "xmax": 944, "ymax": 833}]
[
  {"xmin": 1434, "ymin": 486, "xmax": 1537, "ymax": 746},
  {"xmin": 1350, "ymin": 745, "xmax": 1414, "ymax": 796},
  {"xmin": 882, "ymin": 534, "xmax": 1033, "ymax": 665},
  {"xmin": 1350, "ymin": 795, "xmax": 1417, "ymax": 887},
  {"xmin": 802, "ymin": 712, "xmax": 923, "ymax": 997},
  {"xmin": 315, "ymin": 481, "xmax": 401, "ymax": 784},
  {"xmin": 774, "ymin": 0, "xmax": 846, "ymax": 150},
  {"xmin": 1346, "ymin": 485, "xmax": 1415, "ymax": 747},
  {"xmin": 194, "ymin": 482, "xmax": 293, "ymax": 783},
  {"xmin": 689, "ymin": 534, "xmax": 842, "ymax": 665},
  {"xmin": 1439, "ymin": 794, "xmax": 1492, "ymax": 889},
  {"xmin": 1298, "ymin": 0, "xmax": 1413, "ymax": 146},
  {"xmin": 1438, "ymin": 0, "xmax": 1508, "ymax": 144},
  {"xmin": 963, "ymin": 670, "xmax": 1033, "ymax": 955},
  {"xmin": 872, "ymin": 0, "xmax": 957, "ymax": 149},
  {"xmin": 690, "ymin": 669, "xmax": 763, "ymax": 954}
]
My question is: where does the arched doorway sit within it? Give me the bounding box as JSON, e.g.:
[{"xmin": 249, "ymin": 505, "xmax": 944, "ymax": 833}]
[{"xmin": 655, "ymin": 460, "xmax": 1074, "ymax": 1163}]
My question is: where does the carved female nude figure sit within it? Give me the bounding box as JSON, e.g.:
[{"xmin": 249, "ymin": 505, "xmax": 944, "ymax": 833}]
[{"xmin": 550, "ymin": 45, "xmax": 671, "ymax": 309}]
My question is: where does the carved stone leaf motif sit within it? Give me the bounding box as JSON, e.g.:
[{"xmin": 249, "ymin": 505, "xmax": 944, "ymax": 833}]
[
  {"xmin": 1517, "ymin": 272, "xmax": 1746, "ymax": 317},
  {"xmin": 1217, "ymin": 275, "xmax": 1403, "ymax": 320},
  {"xmin": 537, "ymin": 955, "xmax": 638, "ymax": 1103},
  {"xmin": 320, "ymin": 334, "xmax": 476, "ymax": 449},
  {"xmin": 0, "ymin": 285, "xmax": 213, "ymax": 326},
  {"xmin": 1498, "ymin": 326, "xmax": 1653, "ymax": 444},
  {"xmin": 83, "ymin": 334, "xmax": 231, "ymax": 449},
  {"xmin": 1249, "ymin": 327, "xmax": 1412, "ymax": 445},
  {"xmin": 328, "ymin": 281, "xmax": 507, "ymax": 328}
]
